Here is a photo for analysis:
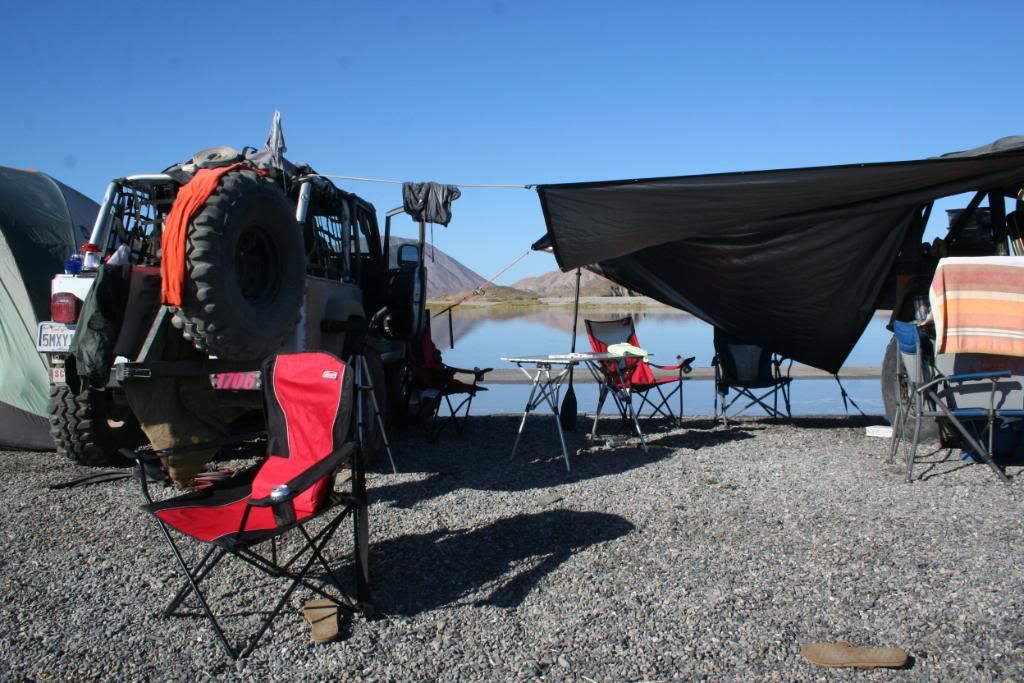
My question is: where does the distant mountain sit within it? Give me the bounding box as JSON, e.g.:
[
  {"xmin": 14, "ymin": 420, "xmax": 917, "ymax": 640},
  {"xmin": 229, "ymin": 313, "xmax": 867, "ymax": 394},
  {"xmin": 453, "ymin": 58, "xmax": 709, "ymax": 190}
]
[
  {"xmin": 510, "ymin": 269, "xmax": 635, "ymax": 297},
  {"xmin": 389, "ymin": 238, "xmax": 486, "ymax": 298},
  {"xmin": 439, "ymin": 285, "xmax": 538, "ymax": 302}
]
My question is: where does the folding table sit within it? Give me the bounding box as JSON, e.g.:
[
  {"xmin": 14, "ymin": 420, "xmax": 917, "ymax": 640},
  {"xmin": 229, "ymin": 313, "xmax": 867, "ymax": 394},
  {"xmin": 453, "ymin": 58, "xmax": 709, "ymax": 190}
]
[{"xmin": 502, "ymin": 351, "xmax": 646, "ymax": 471}]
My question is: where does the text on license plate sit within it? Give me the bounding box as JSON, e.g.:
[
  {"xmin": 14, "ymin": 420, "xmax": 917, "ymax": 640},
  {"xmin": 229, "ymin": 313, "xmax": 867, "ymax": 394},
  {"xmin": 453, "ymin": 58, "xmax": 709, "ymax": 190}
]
[{"xmin": 36, "ymin": 322, "xmax": 76, "ymax": 352}]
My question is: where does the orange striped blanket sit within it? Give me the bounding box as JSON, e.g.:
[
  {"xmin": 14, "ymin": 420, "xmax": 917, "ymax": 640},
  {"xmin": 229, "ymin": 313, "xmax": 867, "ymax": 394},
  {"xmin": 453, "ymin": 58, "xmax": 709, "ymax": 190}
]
[{"xmin": 930, "ymin": 256, "xmax": 1024, "ymax": 356}]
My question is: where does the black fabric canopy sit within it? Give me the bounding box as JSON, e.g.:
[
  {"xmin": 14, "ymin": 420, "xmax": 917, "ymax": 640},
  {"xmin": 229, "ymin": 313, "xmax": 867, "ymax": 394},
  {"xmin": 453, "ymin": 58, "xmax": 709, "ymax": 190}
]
[{"xmin": 535, "ymin": 137, "xmax": 1024, "ymax": 373}]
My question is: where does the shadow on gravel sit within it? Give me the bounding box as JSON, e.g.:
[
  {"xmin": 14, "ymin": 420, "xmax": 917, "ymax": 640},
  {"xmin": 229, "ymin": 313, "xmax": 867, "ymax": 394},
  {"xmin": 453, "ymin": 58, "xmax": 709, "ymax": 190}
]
[
  {"xmin": 910, "ymin": 445, "xmax": 1022, "ymax": 483},
  {"xmin": 373, "ymin": 415, "xmax": 758, "ymax": 509},
  {"xmin": 366, "ymin": 509, "xmax": 634, "ymax": 616},
  {"xmin": 785, "ymin": 415, "xmax": 887, "ymax": 429},
  {"xmin": 645, "ymin": 426, "xmax": 755, "ymax": 450}
]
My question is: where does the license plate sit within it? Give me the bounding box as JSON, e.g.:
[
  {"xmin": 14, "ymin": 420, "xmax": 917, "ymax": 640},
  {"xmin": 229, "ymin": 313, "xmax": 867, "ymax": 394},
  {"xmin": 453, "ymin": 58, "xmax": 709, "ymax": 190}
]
[{"xmin": 36, "ymin": 322, "xmax": 76, "ymax": 353}]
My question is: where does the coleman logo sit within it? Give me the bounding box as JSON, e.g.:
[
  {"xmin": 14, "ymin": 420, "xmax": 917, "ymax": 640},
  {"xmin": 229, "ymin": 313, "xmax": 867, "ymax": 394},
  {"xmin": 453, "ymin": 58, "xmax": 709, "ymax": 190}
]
[{"xmin": 322, "ymin": 370, "xmax": 338, "ymax": 380}]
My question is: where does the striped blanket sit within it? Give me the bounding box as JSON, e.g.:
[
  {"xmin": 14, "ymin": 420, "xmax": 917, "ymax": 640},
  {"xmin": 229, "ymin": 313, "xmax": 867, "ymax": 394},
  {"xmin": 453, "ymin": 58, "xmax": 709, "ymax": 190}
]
[{"xmin": 930, "ymin": 256, "xmax": 1024, "ymax": 356}]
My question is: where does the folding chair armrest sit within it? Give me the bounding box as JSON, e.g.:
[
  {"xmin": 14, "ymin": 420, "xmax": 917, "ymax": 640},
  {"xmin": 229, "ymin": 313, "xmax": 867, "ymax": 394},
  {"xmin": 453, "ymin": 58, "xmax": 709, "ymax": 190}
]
[
  {"xmin": 650, "ymin": 356, "xmax": 695, "ymax": 374},
  {"xmin": 445, "ymin": 364, "xmax": 492, "ymax": 381},
  {"xmin": 918, "ymin": 369, "xmax": 1011, "ymax": 395},
  {"xmin": 249, "ymin": 442, "xmax": 357, "ymax": 507},
  {"xmin": 945, "ymin": 369, "xmax": 1012, "ymax": 383}
]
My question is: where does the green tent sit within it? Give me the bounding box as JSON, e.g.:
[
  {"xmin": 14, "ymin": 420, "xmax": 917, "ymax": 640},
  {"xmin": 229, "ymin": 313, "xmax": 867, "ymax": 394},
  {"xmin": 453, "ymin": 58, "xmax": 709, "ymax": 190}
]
[{"xmin": 0, "ymin": 166, "xmax": 95, "ymax": 449}]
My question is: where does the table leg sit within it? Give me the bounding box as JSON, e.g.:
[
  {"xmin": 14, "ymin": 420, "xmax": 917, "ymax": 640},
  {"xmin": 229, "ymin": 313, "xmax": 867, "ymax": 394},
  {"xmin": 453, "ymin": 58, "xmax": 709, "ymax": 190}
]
[
  {"xmin": 541, "ymin": 366, "xmax": 572, "ymax": 472},
  {"xmin": 511, "ymin": 368, "xmax": 542, "ymax": 460},
  {"xmin": 624, "ymin": 389, "xmax": 648, "ymax": 452},
  {"xmin": 591, "ymin": 385, "xmax": 607, "ymax": 440}
]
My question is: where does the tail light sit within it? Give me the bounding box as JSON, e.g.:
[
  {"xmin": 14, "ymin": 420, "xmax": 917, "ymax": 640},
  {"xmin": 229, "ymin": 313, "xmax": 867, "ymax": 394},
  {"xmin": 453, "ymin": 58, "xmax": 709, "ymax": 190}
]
[{"xmin": 51, "ymin": 293, "xmax": 79, "ymax": 324}]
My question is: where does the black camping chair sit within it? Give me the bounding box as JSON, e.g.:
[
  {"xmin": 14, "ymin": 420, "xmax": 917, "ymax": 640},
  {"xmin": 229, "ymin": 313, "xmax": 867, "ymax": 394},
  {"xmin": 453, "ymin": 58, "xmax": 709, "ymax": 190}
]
[
  {"xmin": 123, "ymin": 352, "xmax": 371, "ymax": 659},
  {"xmin": 712, "ymin": 328, "xmax": 792, "ymax": 424}
]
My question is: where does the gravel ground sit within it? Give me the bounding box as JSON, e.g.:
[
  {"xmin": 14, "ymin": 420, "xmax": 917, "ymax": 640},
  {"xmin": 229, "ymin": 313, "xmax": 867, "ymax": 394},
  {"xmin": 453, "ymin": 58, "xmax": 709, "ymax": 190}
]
[{"xmin": 2, "ymin": 415, "xmax": 1023, "ymax": 682}]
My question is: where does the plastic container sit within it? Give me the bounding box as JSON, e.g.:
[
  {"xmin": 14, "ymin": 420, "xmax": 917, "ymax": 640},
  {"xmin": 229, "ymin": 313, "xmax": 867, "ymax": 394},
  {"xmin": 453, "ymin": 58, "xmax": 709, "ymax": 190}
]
[{"xmin": 63, "ymin": 254, "xmax": 82, "ymax": 275}]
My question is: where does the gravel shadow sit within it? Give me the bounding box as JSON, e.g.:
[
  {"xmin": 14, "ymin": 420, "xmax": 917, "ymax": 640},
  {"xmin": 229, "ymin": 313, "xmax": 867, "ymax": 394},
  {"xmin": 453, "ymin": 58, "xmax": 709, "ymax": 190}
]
[
  {"xmin": 373, "ymin": 415, "xmax": 754, "ymax": 509},
  {"xmin": 366, "ymin": 509, "xmax": 634, "ymax": 616}
]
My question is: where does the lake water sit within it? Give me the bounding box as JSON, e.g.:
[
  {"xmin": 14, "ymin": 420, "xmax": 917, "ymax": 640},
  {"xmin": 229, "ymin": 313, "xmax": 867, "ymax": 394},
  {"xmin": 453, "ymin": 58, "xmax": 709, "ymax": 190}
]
[{"xmin": 428, "ymin": 306, "xmax": 892, "ymax": 416}]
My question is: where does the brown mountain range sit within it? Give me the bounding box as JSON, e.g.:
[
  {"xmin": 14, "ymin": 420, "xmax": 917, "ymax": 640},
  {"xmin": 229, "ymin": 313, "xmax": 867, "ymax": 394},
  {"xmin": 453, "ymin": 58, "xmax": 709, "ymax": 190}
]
[
  {"xmin": 391, "ymin": 238, "xmax": 486, "ymax": 298},
  {"xmin": 509, "ymin": 268, "xmax": 634, "ymax": 297},
  {"xmin": 399, "ymin": 239, "xmax": 630, "ymax": 298}
]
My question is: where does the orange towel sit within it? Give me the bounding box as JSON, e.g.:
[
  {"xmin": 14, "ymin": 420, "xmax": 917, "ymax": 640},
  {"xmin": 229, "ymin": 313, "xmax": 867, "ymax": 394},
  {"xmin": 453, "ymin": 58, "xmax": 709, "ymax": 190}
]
[
  {"xmin": 160, "ymin": 163, "xmax": 254, "ymax": 306},
  {"xmin": 930, "ymin": 256, "xmax": 1024, "ymax": 356}
]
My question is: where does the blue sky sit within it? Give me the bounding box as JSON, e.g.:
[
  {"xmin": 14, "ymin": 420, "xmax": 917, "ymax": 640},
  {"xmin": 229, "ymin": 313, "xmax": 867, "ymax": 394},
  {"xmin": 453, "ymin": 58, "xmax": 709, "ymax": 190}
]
[{"xmin": 2, "ymin": 0, "xmax": 1020, "ymax": 281}]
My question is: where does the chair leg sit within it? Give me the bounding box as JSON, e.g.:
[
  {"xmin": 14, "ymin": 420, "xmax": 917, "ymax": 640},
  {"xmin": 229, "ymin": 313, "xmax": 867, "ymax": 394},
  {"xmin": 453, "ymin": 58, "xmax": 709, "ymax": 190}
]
[
  {"xmin": 158, "ymin": 496, "xmax": 367, "ymax": 660},
  {"xmin": 622, "ymin": 393, "xmax": 647, "ymax": 452},
  {"xmin": 511, "ymin": 374, "xmax": 542, "ymax": 460},
  {"xmin": 238, "ymin": 546, "xmax": 322, "ymax": 659},
  {"xmin": 917, "ymin": 388, "xmax": 1012, "ymax": 484},
  {"xmin": 352, "ymin": 466, "xmax": 371, "ymax": 608},
  {"xmin": 156, "ymin": 522, "xmax": 236, "ymax": 658},
  {"xmin": 906, "ymin": 403, "xmax": 922, "ymax": 483},
  {"xmin": 429, "ymin": 394, "xmax": 475, "ymax": 441},
  {"xmin": 453, "ymin": 395, "xmax": 473, "ymax": 435},
  {"xmin": 888, "ymin": 403, "xmax": 904, "ymax": 464},
  {"xmin": 590, "ymin": 386, "xmax": 608, "ymax": 440},
  {"xmin": 163, "ymin": 545, "xmax": 227, "ymax": 617},
  {"xmin": 718, "ymin": 391, "xmax": 730, "ymax": 427},
  {"xmin": 637, "ymin": 384, "xmax": 680, "ymax": 423}
]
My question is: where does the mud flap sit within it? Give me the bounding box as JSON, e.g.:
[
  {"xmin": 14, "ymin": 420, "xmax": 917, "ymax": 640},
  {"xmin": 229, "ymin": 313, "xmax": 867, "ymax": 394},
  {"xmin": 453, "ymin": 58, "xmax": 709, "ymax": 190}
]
[{"xmin": 120, "ymin": 333, "xmax": 228, "ymax": 486}]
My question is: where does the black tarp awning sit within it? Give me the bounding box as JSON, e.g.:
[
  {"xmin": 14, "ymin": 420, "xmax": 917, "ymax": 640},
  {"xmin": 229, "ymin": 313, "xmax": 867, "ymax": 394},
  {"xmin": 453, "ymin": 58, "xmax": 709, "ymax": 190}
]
[{"xmin": 534, "ymin": 136, "xmax": 1024, "ymax": 373}]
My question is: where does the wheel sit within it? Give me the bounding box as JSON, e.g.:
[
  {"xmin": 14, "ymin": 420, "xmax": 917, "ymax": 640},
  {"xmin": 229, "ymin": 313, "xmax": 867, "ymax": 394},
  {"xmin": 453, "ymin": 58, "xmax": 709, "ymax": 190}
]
[
  {"xmin": 881, "ymin": 337, "xmax": 938, "ymax": 440},
  {"xmin": 175, "ymin": 169, "xmax": 305, "ymax": 360},
  {"xmin": 47, "ymin": 385, "xmax": 146, "ymax": 466}
]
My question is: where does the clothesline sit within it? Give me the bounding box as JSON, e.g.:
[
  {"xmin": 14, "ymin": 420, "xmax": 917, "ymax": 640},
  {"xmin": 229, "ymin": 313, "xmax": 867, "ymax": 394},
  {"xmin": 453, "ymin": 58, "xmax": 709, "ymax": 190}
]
[{"xmin": 318, "ymin": 174, "xmax": 534, "ymax": 189}]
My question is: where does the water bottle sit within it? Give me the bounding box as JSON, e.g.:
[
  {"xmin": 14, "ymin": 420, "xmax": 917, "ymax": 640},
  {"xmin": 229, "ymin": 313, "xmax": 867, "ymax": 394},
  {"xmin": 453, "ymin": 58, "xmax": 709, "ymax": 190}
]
[{"xmin": 270, "ymin": 485, "xmax": 295, "ymax": 525}]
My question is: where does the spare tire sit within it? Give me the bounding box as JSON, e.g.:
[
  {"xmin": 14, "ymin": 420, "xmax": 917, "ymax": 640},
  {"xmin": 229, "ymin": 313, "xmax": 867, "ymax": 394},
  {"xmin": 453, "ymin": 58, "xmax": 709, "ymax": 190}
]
[{"xmin": 175, "ymin": 170, "xmax": 304, "ymax": 360}]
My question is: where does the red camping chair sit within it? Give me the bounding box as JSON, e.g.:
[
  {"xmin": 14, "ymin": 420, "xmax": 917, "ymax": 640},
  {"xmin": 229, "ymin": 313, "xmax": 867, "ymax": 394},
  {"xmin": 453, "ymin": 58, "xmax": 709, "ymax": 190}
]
[
  {"xmin": 123, "ymin": 352, "xmax": 370, "ymax": 659},
  {"xmin": 584, "ymin": 317, "xmax": 694, "ymax": 440},
  {"xmin": 407, "ymin": 322, "xmax": 491, "ymax": 441}
]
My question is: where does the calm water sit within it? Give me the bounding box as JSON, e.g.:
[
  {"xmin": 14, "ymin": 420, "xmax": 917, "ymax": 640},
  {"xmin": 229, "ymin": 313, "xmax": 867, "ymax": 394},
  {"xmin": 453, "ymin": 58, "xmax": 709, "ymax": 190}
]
[{"xmin": 429, "ymin": 306, "xmax": 892, "ymax": 416}]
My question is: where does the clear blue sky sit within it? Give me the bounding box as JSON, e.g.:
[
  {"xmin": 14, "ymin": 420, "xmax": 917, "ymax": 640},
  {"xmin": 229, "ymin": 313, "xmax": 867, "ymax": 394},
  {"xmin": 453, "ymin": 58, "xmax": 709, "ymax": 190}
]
[{"xmin": 3, "ymin": 0, "xmax": 1020, "ymax": 282}]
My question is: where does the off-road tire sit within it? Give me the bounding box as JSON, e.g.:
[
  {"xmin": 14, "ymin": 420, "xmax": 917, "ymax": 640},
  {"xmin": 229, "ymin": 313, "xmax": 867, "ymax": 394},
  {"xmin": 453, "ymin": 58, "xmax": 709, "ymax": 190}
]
[
  {"xmin": 47, "ymin": 385, "xmax": 146, "ymax": 466},
  {"xmin": 176, "ymin": 169, "xmax": 305, "ymax": 360},
  {"xmin": 881, "ymin": 337, "xmax": 939, "ymax": 441}
]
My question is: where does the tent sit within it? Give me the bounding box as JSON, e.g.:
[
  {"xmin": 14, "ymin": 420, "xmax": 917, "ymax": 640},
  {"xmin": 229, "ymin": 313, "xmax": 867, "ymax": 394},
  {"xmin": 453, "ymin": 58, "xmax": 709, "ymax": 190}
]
[
  {"xmin": 535, "ymin": 137, "xmax": 1024, "ymax": 373},
  {"xmin": 0, "ymin": 166, "xmax": 95, "ymax": 449}
]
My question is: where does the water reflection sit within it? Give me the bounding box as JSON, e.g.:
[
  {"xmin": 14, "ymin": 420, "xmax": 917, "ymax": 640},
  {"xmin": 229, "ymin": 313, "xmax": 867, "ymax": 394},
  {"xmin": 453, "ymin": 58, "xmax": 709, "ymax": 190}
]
[
  {"xmin": 430, "ymin": 305, "xmax": 700, "ymax": 357},
  {"xmin": 427, "ymin": 304, "xmax": 891, "ymax": 416}
]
